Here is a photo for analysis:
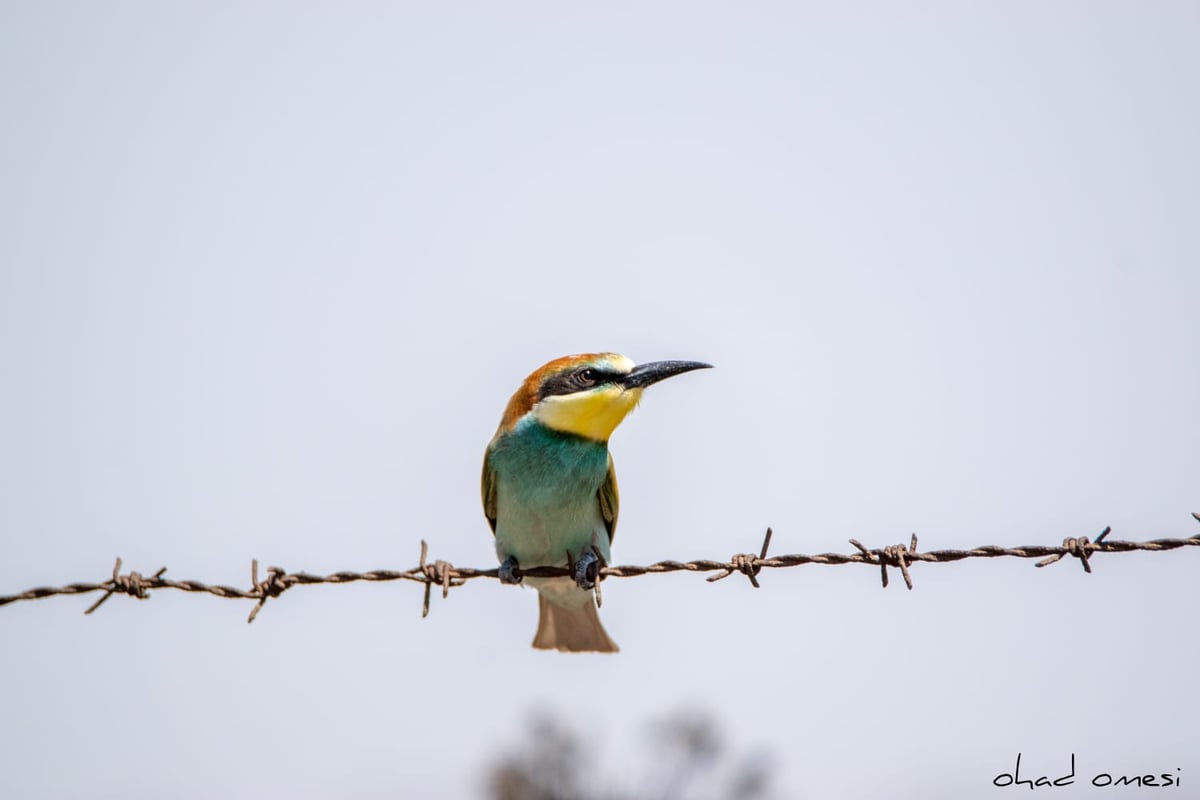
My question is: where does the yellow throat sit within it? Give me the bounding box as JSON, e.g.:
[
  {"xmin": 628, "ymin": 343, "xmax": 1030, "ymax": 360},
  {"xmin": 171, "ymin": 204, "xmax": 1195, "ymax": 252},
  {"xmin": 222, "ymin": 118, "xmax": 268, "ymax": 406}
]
[{"xmin": 532, "ymin": 384, "xmax": 644, "ymax": 442}]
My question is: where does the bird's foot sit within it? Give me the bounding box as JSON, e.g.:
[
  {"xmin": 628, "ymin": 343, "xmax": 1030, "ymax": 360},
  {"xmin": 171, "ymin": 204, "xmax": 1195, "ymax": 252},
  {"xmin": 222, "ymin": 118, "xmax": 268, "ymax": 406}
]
[
  {"xmin": 572, "ymin": 549, "xmax": 601, "ymax": 591},
  {"xmin": 499, "ymin": 556, "xmax": 523, "ymax": 585}
]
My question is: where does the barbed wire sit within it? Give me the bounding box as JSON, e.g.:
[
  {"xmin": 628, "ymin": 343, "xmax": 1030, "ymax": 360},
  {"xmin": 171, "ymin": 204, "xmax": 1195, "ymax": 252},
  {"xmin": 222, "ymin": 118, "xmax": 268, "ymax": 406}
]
[{"xmin": 2, "ymin": 513, "xmax": 1198, "ymax": 622}]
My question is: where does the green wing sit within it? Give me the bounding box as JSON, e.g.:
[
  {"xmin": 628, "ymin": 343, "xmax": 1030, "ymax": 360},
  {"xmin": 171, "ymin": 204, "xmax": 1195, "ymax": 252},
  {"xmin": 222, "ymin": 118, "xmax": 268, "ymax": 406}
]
[
  {"xmin": 481, "ymin": 450, "xmax": 498, "ymax": 534},
  {"xmin": 598, "ymin": 452, "xmax": 619, "ymax": 543}
]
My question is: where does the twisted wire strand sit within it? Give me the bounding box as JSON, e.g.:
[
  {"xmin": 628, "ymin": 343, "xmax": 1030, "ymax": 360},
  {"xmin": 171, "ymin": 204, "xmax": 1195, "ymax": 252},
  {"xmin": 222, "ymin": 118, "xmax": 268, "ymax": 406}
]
[{"xmin": 2, "ymin": 513, "xmax": 1197, "ymax": 622}]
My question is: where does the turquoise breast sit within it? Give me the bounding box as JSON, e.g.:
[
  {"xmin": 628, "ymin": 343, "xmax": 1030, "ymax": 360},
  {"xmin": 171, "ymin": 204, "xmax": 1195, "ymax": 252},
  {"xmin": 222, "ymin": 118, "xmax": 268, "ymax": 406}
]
[{"xmin": 488, "ymin": 417, "xmax": 611, "ymax": 567}]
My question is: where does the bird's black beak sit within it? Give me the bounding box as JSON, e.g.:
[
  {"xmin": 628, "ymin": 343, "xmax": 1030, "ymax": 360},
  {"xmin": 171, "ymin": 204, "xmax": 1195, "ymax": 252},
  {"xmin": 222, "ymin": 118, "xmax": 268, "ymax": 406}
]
[{"xmin": 621, "ymin": 360, "xmax": 713, "ymax": 390}]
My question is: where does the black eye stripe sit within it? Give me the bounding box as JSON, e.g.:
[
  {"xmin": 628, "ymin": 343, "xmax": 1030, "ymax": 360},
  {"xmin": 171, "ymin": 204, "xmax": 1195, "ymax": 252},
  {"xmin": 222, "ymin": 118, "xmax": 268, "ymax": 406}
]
[{"xmin": 537, "ymin": 368, "xmax": 623, "ymax": 400}]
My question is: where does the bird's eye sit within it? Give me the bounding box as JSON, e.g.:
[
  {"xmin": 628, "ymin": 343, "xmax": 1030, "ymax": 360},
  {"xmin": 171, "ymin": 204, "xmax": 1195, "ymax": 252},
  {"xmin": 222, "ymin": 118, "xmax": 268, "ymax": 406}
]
[{"xmin": 576, "ymin": 368, "xmax": 598, "ymax": 385}]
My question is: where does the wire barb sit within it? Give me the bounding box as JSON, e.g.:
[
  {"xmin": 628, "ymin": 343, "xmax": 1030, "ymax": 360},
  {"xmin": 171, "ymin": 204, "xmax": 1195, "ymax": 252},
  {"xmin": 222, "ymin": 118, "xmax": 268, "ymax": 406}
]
[
  {"xmin": 83, "ymin": 558, "xmax": 168, "ymax": 614},
  {"xmin": 591, "ymin": 546, "xmax": 607, "ymax": 609},
  {"xmin": 1035, "ymin": 527, "xmax": 1111, "ymax": 573},
  {"xmin": 708, "ymin": 528, "xmax": 773, "ymax": 587},
  {"xmin": 247, "ymin": 559, "xmax": 291, "ymax": 623},
  {"xmin": 850, "ymin": 534, "xmax": 918, "ymax": 589},
  {"xmin": 418, "ymin": 540, "xmax": 461, "ymax": 618}
]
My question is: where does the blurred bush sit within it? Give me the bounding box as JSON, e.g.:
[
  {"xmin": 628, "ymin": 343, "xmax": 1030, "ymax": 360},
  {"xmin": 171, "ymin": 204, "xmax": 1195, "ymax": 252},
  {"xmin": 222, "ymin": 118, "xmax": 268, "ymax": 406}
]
[{"xmin": 486, "ymin": 709, "xmax": 773, "ymax": 800}]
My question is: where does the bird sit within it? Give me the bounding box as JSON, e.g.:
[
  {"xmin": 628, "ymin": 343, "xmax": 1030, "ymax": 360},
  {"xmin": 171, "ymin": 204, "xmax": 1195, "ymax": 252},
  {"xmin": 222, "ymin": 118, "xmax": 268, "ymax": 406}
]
[{"xmin": 482, "ymin": 353, "xmax": 712, "ymax": 653}]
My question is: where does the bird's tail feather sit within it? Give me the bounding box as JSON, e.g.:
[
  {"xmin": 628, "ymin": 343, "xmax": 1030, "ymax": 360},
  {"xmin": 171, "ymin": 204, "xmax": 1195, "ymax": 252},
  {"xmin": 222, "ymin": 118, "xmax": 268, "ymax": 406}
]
[{"xmin": 533, "ymin": 594, "xmax": 619, "ymax": 653}]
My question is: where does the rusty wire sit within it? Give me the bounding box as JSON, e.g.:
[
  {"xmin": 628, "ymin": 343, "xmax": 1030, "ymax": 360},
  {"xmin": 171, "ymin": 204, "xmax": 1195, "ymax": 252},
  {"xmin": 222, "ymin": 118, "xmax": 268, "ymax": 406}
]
[{"xmin": 2, "ymin": 513, "xmax": 1198, "ymax": 622}]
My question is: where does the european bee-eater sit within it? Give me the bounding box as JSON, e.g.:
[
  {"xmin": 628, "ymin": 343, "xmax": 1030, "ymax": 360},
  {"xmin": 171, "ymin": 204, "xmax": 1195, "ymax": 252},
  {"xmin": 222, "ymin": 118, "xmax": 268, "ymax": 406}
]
[{"xmin": 482, "ymin": 353, "xmax": 711, "ymax": 653}]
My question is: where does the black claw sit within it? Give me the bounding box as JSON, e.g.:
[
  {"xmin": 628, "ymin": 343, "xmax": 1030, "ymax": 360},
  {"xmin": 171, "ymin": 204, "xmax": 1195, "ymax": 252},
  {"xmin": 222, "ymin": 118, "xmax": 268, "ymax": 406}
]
[
  {"xmin": 573, "ymin": 550, "xmax": 600, "ymax": 591},
  {"xmin": 499, "ymin": 556, "xmax": 523, "ymax": 585}
]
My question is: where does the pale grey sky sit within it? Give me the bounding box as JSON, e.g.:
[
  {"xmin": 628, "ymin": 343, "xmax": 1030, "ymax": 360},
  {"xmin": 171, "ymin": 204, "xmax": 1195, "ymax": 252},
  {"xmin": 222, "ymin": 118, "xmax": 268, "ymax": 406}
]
[{"xmin": 2, "ymin": 2, "xmax": 1198, "ymax": 798}]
